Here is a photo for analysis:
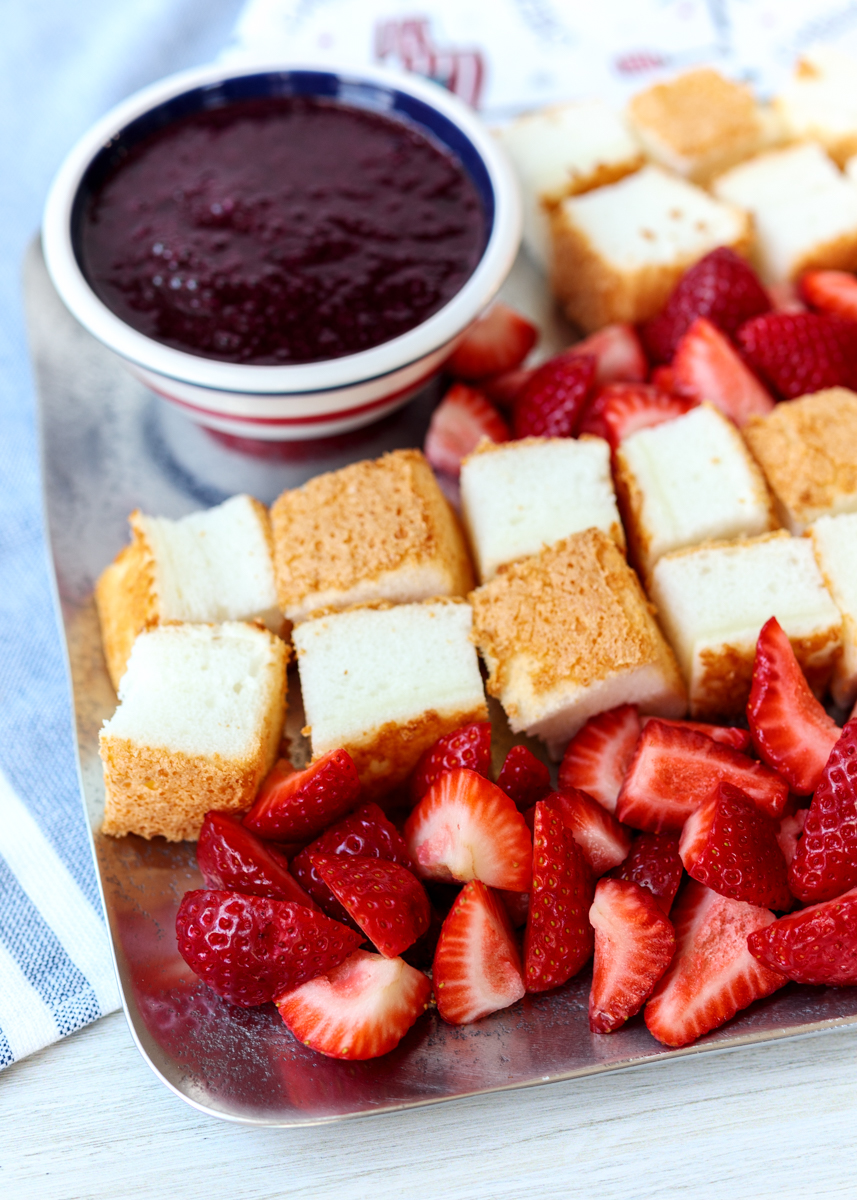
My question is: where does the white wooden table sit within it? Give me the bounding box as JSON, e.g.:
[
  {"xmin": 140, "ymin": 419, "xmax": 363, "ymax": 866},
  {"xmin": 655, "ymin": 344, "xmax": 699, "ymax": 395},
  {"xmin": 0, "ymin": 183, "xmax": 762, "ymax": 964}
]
[{"xmin": 3, "ymin": 1010, "xmax": 857, "ymax": 1199}]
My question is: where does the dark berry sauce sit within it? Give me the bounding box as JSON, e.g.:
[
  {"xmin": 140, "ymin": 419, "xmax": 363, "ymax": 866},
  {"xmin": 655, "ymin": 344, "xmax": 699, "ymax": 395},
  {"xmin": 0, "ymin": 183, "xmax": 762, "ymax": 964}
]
[{"xmin": 78, "ymin": 96, "xmax": 487, "ymax": 364}]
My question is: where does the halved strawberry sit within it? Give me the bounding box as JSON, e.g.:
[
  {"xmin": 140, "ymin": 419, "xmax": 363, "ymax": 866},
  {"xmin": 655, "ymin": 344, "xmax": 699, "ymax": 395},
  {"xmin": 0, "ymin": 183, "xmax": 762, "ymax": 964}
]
[
  {"xmin": 558, "ymin": 704, "xmax": 642, "ymax": 814},
  {"xmin": 641, "ymin": 716, "xmax": 751, "ymax": 754},
  {"xmin": 311, "ymin": 855, "xmax": 430, "ymax": 958},
  {"xmin": 678, "ymin": 782, "xmax": 792, "ymax": 910},
  {"xmin": 578, "ymin": 383, "xmax": 696, "ymax": 449},
  {"xmin": 432, "ymin": 880, "xmax": 526, "ymax": 1023},
  {"xmin": 175, "ymin": 890, "xmax": 361, "ymax": 1007},
  {"xmin": 610, "ymin": 832, "xmax": 683, "ymax": 914},
  {"xmin": 748, "ymin": 885, "xmax": 857, "ymax": 984},
  {"xmin": 789, "ymin": 719, "xmax": 857, "ymax": 903},
  {"xmin": 571, "ymin": 323, "xmax": 648, "ymax": 384},
  {"xmin": 671, "ymin": 317, "xmax": 774, "ymax": 426},
  {"xmin": 481, "ymin": 367, "xmax": 535, "ymax": 409},
  {"xmin": 291, "ymin": 802, "xmax": 415, "ymax": 925},
  {"xmin": 737, "ymin": 310, "xmax": 857, "ymax": 398},
  {"xmin": 776, "ymin": 808, "xmax": 807, "ymax": 868},
  {"xmin": 276, "ymin": 949, "xmax": 431, "ymax": 1060},
  {"xmin": 243, "ymin": 751, "xmax": 361, "ymax": 842},
  {"xmin": 544, "ymin": 788, "xmax": 633, "ymax": 876},
  {"xmin": 644, "ymin": 880, "xmax": 786, "ymax": 1047},
  {"xmin": 424, "ymin": 383, "xmax": 510, "ymax": 478},
  {"xmin": 410, "ymin": 720, "xmax": 492, "ymax": 804},
  {"xmin": 404, "ymin": 768, "xmax": 532, "ymax": 892},
  {"xmin": 747, "ymin": 616, "xmax": 839, "ymax": 795},
  {"xmin": 588, "ymin": 878, "xmax": 676, "ymax": 1033},
  {"xmin": 446, "ymin": 303, "xmax": 539, "ymax": 379},
  {"xmin": 197, "ymin": 811, "xmax": 316, "ymax": 907},
  {"xmin": 617, "ymin": 720, "xmax": 789, "ymax": 831},
  {"xmin": 800, "ymin": 269, "xmax": 857, "ymax": 323},
  {"xmin": 524, "ymin": 800, "xmax": 594, "ymax": 992},
  {"xmin": 495, "ymin": 743, "xmax": 551, "ymax": 811},
  {"xmin": 512, "ymin": 352, "xmax": 597, "ymax": 438}
]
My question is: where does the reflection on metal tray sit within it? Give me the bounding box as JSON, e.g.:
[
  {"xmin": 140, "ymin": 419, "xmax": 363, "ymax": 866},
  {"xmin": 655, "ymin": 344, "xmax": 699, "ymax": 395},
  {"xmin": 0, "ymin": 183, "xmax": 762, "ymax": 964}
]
[{"xmin": 25, "ymin": 237, "xmax": 857, "ymax": 1127}]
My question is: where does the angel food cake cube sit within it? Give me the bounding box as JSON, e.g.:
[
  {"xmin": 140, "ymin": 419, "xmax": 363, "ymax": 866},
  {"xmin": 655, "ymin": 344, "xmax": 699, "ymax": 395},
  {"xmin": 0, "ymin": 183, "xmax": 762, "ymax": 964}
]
[
  {"xmin": 810, "ymin": 513, "xmax": 857, "ymax": 708},
  {"xmin": 469, "ymin": 529, "xmax": 686, "ymax": 759},
  {"xmin": 776, "ymin": 47, "xmax": 857, "ymax": 166},
  {"xmin": 460, "ymin": 436, "xmax": 624, "ymax": 583},
  {"xmin": 649, "ymin": 532, "xmax": 842, "ymax": 720},
  {"xmin": 294, "ymin": 599, "xmax": 487, "ymax": 796},
  {"xmin": 95, "ymin": 494, "xmax": 281, "ymax": 691},
  {"xmin": 614, "ymin": 403, "xmax": 776, "ymax": 579},
  {"xmin": 743, "ymin": 389, "xmax": 857, "ymax": 534},
  {"xmin": 271, "ymin": 449, "xmax": 473, "ymax": 625},
  {"xmin": 550, "ymin": 165, "xmax": 751, "ymax": 331},
  {"xmin": 99, "ymin": 622, "xmax": 288, "ymax": 841}
]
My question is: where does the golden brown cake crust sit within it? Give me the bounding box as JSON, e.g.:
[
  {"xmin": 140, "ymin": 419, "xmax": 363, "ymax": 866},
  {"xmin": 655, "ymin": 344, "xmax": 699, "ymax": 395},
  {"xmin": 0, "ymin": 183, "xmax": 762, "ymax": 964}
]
[
  {"xmin": 469, "ymin": 529, "xmax": 681, "ymax": 699},
  {"xmin": 628, "ymin": 69, "xmax": 762, "ymax": 161},
  {"xmin": 271, "ymin": 449, "xmax": 474, "ymax": 617},
  {"xmin": 94, "ymin": 512, "xmax": 159, "ymax": 692},
  {"xmin": 743, "ymin": 389, "xmax": 857, "ymax": 527}
]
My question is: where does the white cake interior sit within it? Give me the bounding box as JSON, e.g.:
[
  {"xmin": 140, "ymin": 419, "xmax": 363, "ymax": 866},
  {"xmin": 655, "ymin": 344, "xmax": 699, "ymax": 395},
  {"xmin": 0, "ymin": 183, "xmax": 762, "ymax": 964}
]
[
  {"xmin": 295, "ymin": 601, "xmax": 485, "ymax": 752},
  {"xmin": 777, "ymin": 47, "xmax": 857, "ymax": 151},
  {"xmin": 810, "ymin": 513, "xmax": 857, "ymax": 706},
  {"xmin": 102, "ymin": 622, "xmax": 283, "ymax": 758},
  {"xmin": 713, "ymin": 143, "xmax": 842, "ymax": 210},
  {"xmin": 461, "ymin": 437, "xmax": 622, "ymax": 582}
]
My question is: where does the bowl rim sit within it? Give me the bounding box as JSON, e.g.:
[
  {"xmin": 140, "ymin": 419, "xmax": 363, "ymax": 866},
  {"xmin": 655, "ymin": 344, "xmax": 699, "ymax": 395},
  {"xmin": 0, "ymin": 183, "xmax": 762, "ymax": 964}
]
[{"xmin": 42, "ymin": 59, "xmax": 521, "ymax": 396}]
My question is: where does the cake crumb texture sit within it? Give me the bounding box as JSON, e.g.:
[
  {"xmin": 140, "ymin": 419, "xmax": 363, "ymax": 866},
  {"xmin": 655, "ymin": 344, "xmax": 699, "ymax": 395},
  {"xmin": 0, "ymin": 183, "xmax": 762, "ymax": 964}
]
[{"xmin": 95, "ymin": 512, "xmax": 158, "ymax": 692}]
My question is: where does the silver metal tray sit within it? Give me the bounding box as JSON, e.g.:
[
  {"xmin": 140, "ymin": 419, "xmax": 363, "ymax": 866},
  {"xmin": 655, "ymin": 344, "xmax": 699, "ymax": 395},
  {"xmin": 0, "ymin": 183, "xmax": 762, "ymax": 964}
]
[{"xmin": 26, "ymin": 237, "xmax": 857, "ymax": 1127}]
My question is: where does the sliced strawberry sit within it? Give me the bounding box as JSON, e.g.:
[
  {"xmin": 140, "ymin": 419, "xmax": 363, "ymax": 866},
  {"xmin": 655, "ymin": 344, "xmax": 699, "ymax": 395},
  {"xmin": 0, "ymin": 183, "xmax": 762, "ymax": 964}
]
[
  {"xmin": 545, "ymin": 788, "xmax": 633, "ymax": 876},
  {"xmin": 446, "ymin": 303, "xmax": 539, "ymax": 380},
  {"xmin": 737, "ymin": 310, "xmax": 857, "ymax": 398},
  {"xmin": 578, "ymin": 383, "xmax": 696, "ymax": 449},
  {"xmin": 800, "ymin": 269, "xmax": 857, "ymax": 323},
  {"xmin": 512, "ymin": 352, "xmax": 597, "ymax": 438},
  {"xmin": 243, "ymin": 751, "xmax": 361, "ymax": 842},
  {"xmin": 291, "ymin": 802, "xmax": 415, "ymax": 925},
  {"xmin": 650, "ymin": 365, "xmax": 676, "ymax": 392},
  {"xmin": 481, "ymin": 366, "xmax": 535, "ymax": 409},
  {"xmin": 768, "ymin": 280, "xmax": 806, "ymax": 313},
  {"xmin": 789, "ymin": 719, "xmax": 857, "ymax": 903},
  {"xmin": 410, "ymin": 720, "xmax": 492, "ymax": 804},
  {"xmin": 175, "ymin": 890, "xmax": 361, "ymax": 1007},
  {"xmin": 276, "ymin": 949, "xmax": 431, "ymax": 1060},
  {"xmin": 311, "ymin": 855, "xmax": 430, "ymax": 958},
  {"xmin": 558, "ymin": 704, "xmax": 642, "ymax": 815},
  {"xmin": 678, "ymin": 782, "xmax": 792, "ymax": 910},
  {"xmin": 644, "ymin": 881, "xmax": 786, "ymax": 1047},
  {"xmin": 571, "ymin": 323, "xmax": 648, "ymax": 385},
  {"xmin": 524, "ymin": 800, "xmax": 594, "ymax": 992},
  {"xmin": 776, "ymin": 808, "xmax": 807, "ymax": 868},
  {"xmin": 617, "ymin": 720, "xmax": 789, "ymax": 831},
  {"xmin": 432, "ymin": 880, "xmax": 526, "ymax": 1023},
  {"xmin": 671, "ymin": 317, "xmax": 774, "ymax": 426},
  {"xmin": 748, "ymin": 885, "xmax": 857, "ymax": 984},
  {"xmin": 640, "ymin": 247, "xmax": 770, "ymax": 364},
  {"xmin": 404, "ymin": 768, "xmax": 532, "ymax": 892},
  {"xmin": 197, "ymin": 811, "xmax": 316, "ymax": 908},
  {"xmin": 588, "ymin": 878, "xmax": 676, "ymax": 1033},
  {"xmin": 610, "ymin": 832, "xmax": 683, "ymax": 914},
  {"xmin": 641, "ymin": 716, "xmax": 751, "ymax": 754},
  {"xmin": 495, "ymin": 744, "xmax": 551, "ymax": 812},
  {"xmin": 424, "ymin": 382, "xmax": 510, "ymax": 478},
  {"xmin": 747, "ymin": 616, "xmax": 840, "ymax": 795}
]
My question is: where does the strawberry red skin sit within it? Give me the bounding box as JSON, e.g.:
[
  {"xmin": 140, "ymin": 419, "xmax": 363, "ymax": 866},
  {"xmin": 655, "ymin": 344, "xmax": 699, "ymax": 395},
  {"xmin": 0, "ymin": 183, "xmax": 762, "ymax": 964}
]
[
  {"xmin": 671, "ymin": 317, "xmax": 774, "ymax": 425},
  {"xmin": 789, "ymin": 719, "xmax": 857, "ymax": 903},
  {"xmin": 748, "ymin": 885, "xmax": 857, "ymax": 984},
  {"xmin": 609, "ymin": 832, "xmax": 683, "ymax": 915},
  {"xmin": 197, "ymin": 811, "xmax": 317, "ymax": 908},
  {"xmin": 799, "ymin": 270, "xmax": 857, "ymax": 323},
  {"xmin": 678, "ymin": 782, "xmax": 793, "ymax": 910},
  {"xmin": 495, "ymin": 744, "xmax": 551, "ymax": 811},
  {"xmin": 617, "ymin": 719, "xmax": 789, "ymax": 832},
  {"xmin": 243, "ymin": 751, "xmax": 361, "ymax": 842},
  {"xmin": 482, "ymin": 367, "xmax": 535, "ymax": 409},
  {"xmin": 644, "ymin": 880, "xmax": 786, "ymax": 1047},
  {"xmin": 544, "ymin": 788, "xmax": 633, "ymax": 876},
  {"xmin": 175, "ymin": 889, "xmax": 361, "ymax": 1007},
  {"xmin": 571, "ymin": 323, "xmax": 648, "ymax": 385},
  {"xmin": 737, "ymin": 310, "xmax": 857, "ymax": 398},
  {"xmin": 524, "ymin": 801, "xmax": 595, "ymax": 992},
  {"xmin": 747, "ymin": 616, "xmax": 840, "ymax": 795},
  {"xmin": 642, "ymin": 716, "xmax": 751, "ymax": 754},
  {"xmin": 588, "ymin": 878, "xmax": 676, "ymax": 1033},
  {"xmin": 424, "ymin": 382, "xmax": 510, "ymax": 478},
  {"xmin": 410, "ymin": 720, "xmax": 492, "ymax": 804},
  {"xmin": 640, "ymin": 247, "xmax": 771, "ymax": 364},
  {"xmin": 578, "ymin": 383, "xmax": 696, "ymax": 449},
  {"xmin": 311, "ymin": 854, "xmax": 430, "ymax": 958},
  {"xmin": 291, "ymin": 802, "xmax": 415, "ymax": 925},
  {"xmin": 433, "ymin": 880, "xmax": 526, "ymax": 1024},
  {"xmin": 446, "ymin": 303, "xmax": 539, "ymax": 379},
  {"xmin": 512, "ymin": 352, "xmax": 597, "ymax": 438},
  {"xmin": 558, "ymin": 704, "xmax": 642, "ymax": 815}
]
